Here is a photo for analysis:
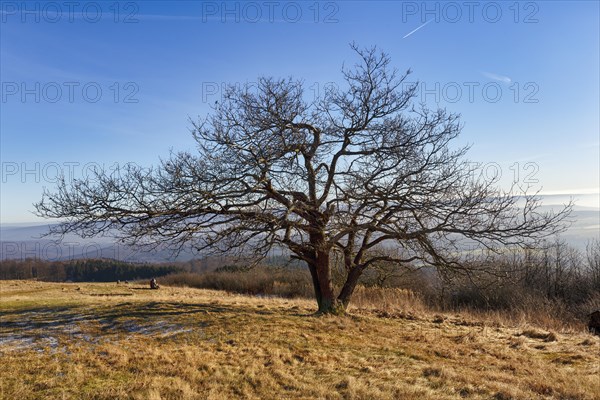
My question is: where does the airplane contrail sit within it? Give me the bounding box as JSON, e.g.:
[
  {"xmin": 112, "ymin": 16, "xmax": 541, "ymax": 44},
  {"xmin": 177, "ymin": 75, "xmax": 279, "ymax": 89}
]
[{"xmin": 403, "ymin": 19, "xmax": 432, "ymax": 39}]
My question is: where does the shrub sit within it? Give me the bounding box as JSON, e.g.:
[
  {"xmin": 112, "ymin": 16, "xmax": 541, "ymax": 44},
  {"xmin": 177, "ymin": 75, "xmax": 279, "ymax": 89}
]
[{"xmin": 160, "ymin": 266, "xmax": 313, "ymax": 298}]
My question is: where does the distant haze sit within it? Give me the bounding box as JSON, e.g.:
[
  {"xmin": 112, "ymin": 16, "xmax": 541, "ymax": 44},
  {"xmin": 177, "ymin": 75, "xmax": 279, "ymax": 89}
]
[{"xmin": 1, "ymin": 196, "xmax": 597, "ymax": 263}]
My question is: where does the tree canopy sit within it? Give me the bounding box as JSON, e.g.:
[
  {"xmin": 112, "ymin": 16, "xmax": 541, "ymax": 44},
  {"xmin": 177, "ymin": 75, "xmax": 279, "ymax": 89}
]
[{"xmin": 36, "ymin": 45, "xmax": 571, "ymax": 314}]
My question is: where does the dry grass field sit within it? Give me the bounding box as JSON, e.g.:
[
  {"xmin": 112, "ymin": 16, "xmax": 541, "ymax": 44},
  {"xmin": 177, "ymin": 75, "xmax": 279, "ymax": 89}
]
[{"xmin": 0, "ymin": 280, "xmax": 598, "ymax": 399}]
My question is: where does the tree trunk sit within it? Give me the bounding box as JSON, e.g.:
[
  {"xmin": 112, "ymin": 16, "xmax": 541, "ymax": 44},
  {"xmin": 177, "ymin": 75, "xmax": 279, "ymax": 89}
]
[
  {"xmin": 309, "ymin": 232, "xmax": 345, "ymax": 315},
  {"xmin": 315, "ymin": 254, "xmax": 345, "ymax": 314},
  {"xmin": 306, "ymin": 263, "xmax": 323, "ymax": 309},
  {"xmin": 337, "ymin": 265, "xmax": 363, "ymax": 308}
]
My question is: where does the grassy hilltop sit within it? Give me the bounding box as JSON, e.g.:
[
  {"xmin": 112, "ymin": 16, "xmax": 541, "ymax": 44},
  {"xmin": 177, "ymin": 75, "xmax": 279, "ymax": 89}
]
[{"xmin": 0, "ymin": 281, "xmax": 598, "ymax": 399}]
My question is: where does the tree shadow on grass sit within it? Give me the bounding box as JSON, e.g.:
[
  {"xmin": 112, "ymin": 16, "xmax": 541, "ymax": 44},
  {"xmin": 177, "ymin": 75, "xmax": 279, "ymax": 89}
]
[{"xmin": 0, "ymin": 299, "xmax": 314, "ymax": 334}]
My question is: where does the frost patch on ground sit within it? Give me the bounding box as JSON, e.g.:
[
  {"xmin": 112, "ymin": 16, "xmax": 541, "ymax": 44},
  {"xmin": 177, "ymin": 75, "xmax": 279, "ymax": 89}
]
[
  {"xmin": 0, "ymin": 335, "xmax": 60, "ymax": 353},
  {"xmin": 0, "ymin": 336, "xmax": 35, "ymax": 350},
  {"xmin": 0, "ymin": 311, "xmax": 195, "ymax": 351},
  {"xmin": 118, "ymin": 320, "xmax": 193, "ymax": 337},
  {"xmin": 160, "ymin": 328, "xmax": 194, "ymax": 337}
]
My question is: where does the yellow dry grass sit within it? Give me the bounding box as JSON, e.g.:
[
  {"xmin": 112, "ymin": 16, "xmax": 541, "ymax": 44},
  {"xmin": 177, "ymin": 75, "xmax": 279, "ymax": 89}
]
[{"xmin": 0, "ymin": 280, "xmax": 598, "ymax": 399}]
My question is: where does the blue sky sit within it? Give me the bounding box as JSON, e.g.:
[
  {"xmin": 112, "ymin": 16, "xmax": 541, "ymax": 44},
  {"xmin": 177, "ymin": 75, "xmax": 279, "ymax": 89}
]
[{"xmin": 1, "ymin": 0, "xmax": 599, "ymax": 223}]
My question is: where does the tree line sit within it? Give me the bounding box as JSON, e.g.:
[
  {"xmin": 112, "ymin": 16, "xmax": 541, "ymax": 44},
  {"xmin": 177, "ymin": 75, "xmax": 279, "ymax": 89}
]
[
  {"xmin": 434, "ymin": 238, "xmax": 600, "ymax": 314},
  {"xmin": 0, "ymin": 258, "xmax": 184, "ymax": 282}
]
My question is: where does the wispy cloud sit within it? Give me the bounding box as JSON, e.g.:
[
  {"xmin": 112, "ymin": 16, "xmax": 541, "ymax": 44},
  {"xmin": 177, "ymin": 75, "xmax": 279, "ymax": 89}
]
[
  {"xmin": 403, "ymin": 19, "xmax": 432, "ymax": 39},
  {"xmin": 481, "ymin": 71, "xmax": 512, "ymax": 84},
  {"xmin": 537, "ymin": 190, "xmax": 600, "ymax": 209},
  {"xmin": 539, "ymin": 188, "xmax": 600, "ymax": 196}
]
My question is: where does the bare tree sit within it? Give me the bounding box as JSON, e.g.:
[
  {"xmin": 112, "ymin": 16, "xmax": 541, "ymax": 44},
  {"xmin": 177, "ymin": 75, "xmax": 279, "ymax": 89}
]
[
  {"xmin": 35, "ymin": 45, "xmax": 571, "ymax": 314},
  {"xmin": 586, "ymin": 239, "xmax": 600, "ymax": 291}
]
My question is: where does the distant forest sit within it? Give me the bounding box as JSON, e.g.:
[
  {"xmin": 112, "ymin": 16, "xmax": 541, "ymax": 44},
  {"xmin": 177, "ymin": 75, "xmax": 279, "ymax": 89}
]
[
  {"xmin": 0, "ymin": 254, "xmax": 298, "ymax": 282},
  {"xmin": 0, "ymin": 259, "xmax": 185, "ymax": 282}
]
